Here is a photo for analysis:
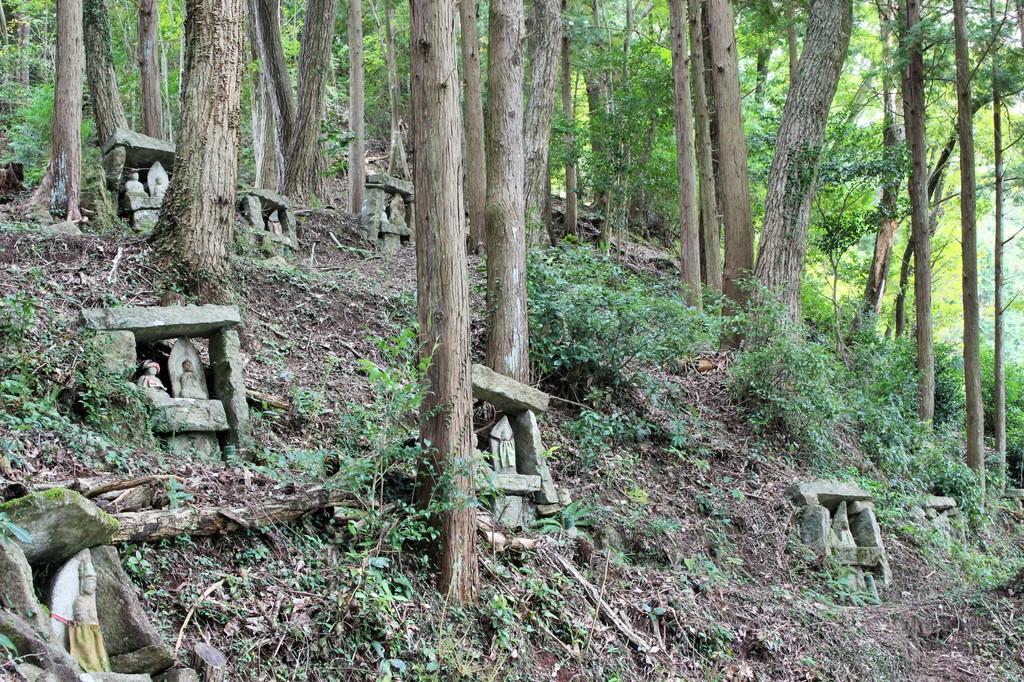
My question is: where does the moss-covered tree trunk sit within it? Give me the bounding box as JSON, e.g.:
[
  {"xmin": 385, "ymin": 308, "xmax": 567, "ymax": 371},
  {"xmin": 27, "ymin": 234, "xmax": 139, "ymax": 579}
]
[
  {"xmin": 29, "ymin": 0, "xmax": 84, "ymax": 221},
  {"xmin": 754, "ymin": 0, "xmax": 852, "ymax": 321},
  {"xmin": 254, "ymin": 0, "xmax": 295, "ymax": 192},
  {"xmin": 84, "ymin": 0, "xmax": 127, "ymax": 146},
  {"xmin": 153, "ymin": 0, "xmax": 244, "ymax": 300},
  {"xmin": 523, "ymin": 0, "xmax": 561, "ymax": 243},
  {"xmin": 409, "ymin": 0, "xmax": 478, "ymax": 604}
]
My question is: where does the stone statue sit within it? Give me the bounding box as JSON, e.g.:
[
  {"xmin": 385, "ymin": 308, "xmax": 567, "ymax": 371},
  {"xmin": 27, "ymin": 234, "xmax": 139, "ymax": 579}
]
[
  {"xmin": 178, "ymin": 358, "xmax": 207, "ymax": 399},
  {"xmin": 68, "ymin": 552, "xmax": 111, "ymax": 673},
  {"xmin": 136, "ymin": 360, "xmax": 166, "ymax": 392},
  {"xmin": 169, "ymin": 338, "xmax": 209, "ymax": 399},
  {"xmin": 389, "ymin": 195, "xmax": 407, "ymax": 228},
  {"xmin": 489, "ymin": 417, "xmax": 517, "ymax": 474},
  {"xmin": 124, "ymin": 171, "xmax": 146, "ymax": 196},
  {"xmin": 147, "ymin": 160, "xmax": 169, "ymax": 199}
]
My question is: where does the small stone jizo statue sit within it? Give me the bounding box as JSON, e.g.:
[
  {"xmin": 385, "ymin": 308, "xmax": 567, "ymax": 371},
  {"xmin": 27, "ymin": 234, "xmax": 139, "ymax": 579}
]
[
  {"xmin": 178, "ymin": 358, "xmax": 207, "ymax": 399},
  {"xmin": 124, "ymin": 171, "xmax": 146, "ymax": 196},
  {"xmin": 68, "ymin": 553, "xmax": 112, "ymax": 673},
  {"xmin": 147, "ymin": 160, "xmax": 169, "ymax": 199},
  {"xmin": 136, "ymin": 359, "xmax": 166, "ymax": 392}
]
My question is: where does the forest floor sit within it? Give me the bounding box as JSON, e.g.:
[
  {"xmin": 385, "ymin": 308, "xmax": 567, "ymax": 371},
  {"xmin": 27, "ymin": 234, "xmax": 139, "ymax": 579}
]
[{"xmin": 2, "ymin": 208, "xmax": 1024, "ymax": 681}]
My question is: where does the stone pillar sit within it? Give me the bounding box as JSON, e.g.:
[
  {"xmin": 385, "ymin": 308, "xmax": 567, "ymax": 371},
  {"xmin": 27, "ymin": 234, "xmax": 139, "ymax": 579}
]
[
  {"xmin": 89, "ymin": 330, "xmax": 137, "ymax": 377},
  {"xmin": 209, "ymin": 330, "xmax": 253, "ymax": 452}
]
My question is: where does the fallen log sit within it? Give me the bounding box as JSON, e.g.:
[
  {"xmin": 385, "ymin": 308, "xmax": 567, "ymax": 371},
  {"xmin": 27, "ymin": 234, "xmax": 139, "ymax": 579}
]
[
  {"xmin": 112, "ymin": 486, "xmax": 358, "ymax": 543},
  {"xmin": 246, "ymin": 388, "xmax": 291, "ymax": 410}
]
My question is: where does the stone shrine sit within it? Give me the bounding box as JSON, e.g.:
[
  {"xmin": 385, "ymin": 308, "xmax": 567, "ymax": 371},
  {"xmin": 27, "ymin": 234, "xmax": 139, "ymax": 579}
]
[
  {"xmin": 238, "ymin": 188, "xmax": 299, "ymax": 256},
  {"xmin": 473, "ymin": 364, "xmax": 564, "ymax": 528},
  {"xmin": 910, "ymin": 495, "xmax": 966, "ymax": 542},
  {"xmin": 787, "ymin": 480, "xmax": 892, "ymax": 600},
  {"xmin": 101, "ymin": 128, "xmax": 176, "ymax": 232},
  {"xmin": 361, "ymin": 174, "xmax": 414, "ymax": 253},
  {"xmin": 81, "ymin": 305, "xmax": 252, "ymax": 458}
]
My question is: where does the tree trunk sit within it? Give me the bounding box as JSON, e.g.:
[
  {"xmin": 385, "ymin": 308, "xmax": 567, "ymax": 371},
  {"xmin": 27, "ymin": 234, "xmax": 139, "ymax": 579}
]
[
  {"xmin": 254, "ymin": 0, "xmax": 295, "ymax": 191},
  {"xmin": 161, "ymin": 43, "xmax": 174, "ymax": 140},
  {"xmin": 523, "ymin": 0, "xmax": 561, "ymax": 243},
  {"xmin": 785, "ymin": 3, "xmax": 798, "ymax": 82},
  {"xmin": 954, "ymin": 0, "xmax": 984, "ymax": 492},
  {"xmin": 863, "ymin": 2, "xmax": 901, "ymax": 316},
  {"xmin": 247, "ymin": 0, "xmax": 282, "ymax": 189},
  {"xmin": 0, "ymin": 2, "xmax": 7, "ymax": 47},
  {"xmin": 561, "ymin": 6, "xmax": 577, "ymax": 238},
  {"xmin": 901, "ymin": 0, "xmax": 934, "ymax": 423},
  {"xmin": 17, "ymin": 18, "xmax": 29, "ymax": 85},
  {"xmin": 153, "ymin": 0, "xmax": 244, "ymax": 300},
  {"xmin": 29, "ymin": 0, "xmax": 84, "ymax": 221},
  {"xmin": 993, "ymin": 0, "xmax": 1007, "ymax": 491},
  {"xmin": 754, "ymin": 0, "xmax": 852, "ymax": 321},
  {"xmin": 348, "ymin": 0, "xmax": 365, "ymax": 213},
  {"xmin": 381, "ymin": 0, "xmax": 409, "ymax": 179},
  {"xmin": 283, "ymin": 0, "xmax": 337, "ymax": 202},
  {"xmin": 707, "ymin": 0, "xmax": 753, "ymax": 308},
  {"xmin": 410, "ymin": 0, "xmax": 478, "ymax": 603},
  {"xmin": 689, "ymin": 0, "xmax": 720, "ymax": 290},
  {"xmin": 485, "ymin": 0, "xmax": 530, "ymax": 382},
  {"xmin": 753, "ymin": 47, "xmax": 769, "ymax": 104},
  {"xmin": 670, "ymin": 0, "xmax": 701, "ymax": 309},
  {"xmin": 83, "ymin": 0, "xmax": 128, "ymax": 146},
  {"xmin": 459, "ymin": 0, "xmax": 487, "ymax": 252},
  {"xmin": 138, "ymin": 0, "xmax": 164, "ymax": 138}
]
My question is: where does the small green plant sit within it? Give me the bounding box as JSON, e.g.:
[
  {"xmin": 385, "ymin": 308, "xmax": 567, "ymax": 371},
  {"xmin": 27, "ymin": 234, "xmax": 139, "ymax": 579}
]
[{"xmin": 166, "ymin": 479, "xmax": 195, "ymax": 510}]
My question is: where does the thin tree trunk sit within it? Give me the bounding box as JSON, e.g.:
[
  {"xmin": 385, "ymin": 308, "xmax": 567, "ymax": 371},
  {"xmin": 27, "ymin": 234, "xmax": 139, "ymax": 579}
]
[
  {"xmin": 247, "ymin": 0, "xmax": 281, "ymax": 189},
  {"xmin": 153, "ymin": 0, "xmax": 244, "ymax": 300},
  {"xmin": 863, "ymin": 2, "xmax": 902, "ymax": 316},
  {"xmin": 459, "ymin": 0, "xmax": 487, "ymax": 251},
  {"xmin": 670, "ymin": 0, "xmax": 701, "ymax": 309},
  {"xmin": 29, "ymin": 0, "xmax": 84, "ymax": 221},
  {"xmin": 753, "ymin": 47, "xmax": 769, "ymax": 104},
  {"xmin": 161, "ymin": 43, "xmax": 173, "ymax": 140},
  {"xmin": 785, "ymin": 3, "xmax": 798, "ymax": 82},
  {"xmin": 0, "ymin": 2, "xmax": 7, "ymax": 47},
  {"xmin": 17, "ymin": 19, "xmax": 30, "ymax": 85},
  {"xmin": 409, "ymin": 0, "xmax": 478, "ymax": 603},
  {"xmin": 561, "ymin": 4, "xmax": 577, "ymax": 237},
  {"xmin": 689, "ymin": 0, "xmax": 720, "ymax": 290},
  {"xmin": 954, "ymin": 0, "xmax": 984, "ymax": 492},
  {"xmin": 83, "ymin": 0, "xmax": 128, "ymax": 146},
  {"xmin": 993, "ymin": 0, "xmax": 1007, "ymax": 490},
  {"xmin": 138, "ymin": 0, "xmax": 164, "ymax": 138},
  {"xmin": 349, "ymin": 0, "xmax": 365, "ymax": 213},
  {"xmin": 523, "ymin": 0, "xmax": 562, "ymax": 242},
  {"xmin": 255, "ymin": 0, "xmax": 295, "ymax": 191},
  {"xmin": 382, "ymin": 0, "xmax": 409, "ymax": 178},
  {"xmin": 754, "ymin": 0, "xmax": 852, "ymax": 321},
  {"xmin": 707, "ymin": 0, "xmax": 754, "ymax": 308},
  {"xmin": 901, "ymin": 0, "xmax": 934, "ymax": 423},
  {"xmin": 485, "ymin": 0, "xmax": 529, "ymax": 383},
  {"xmin": 283, "ymin": 0, "xmax": 337, "ymax": 202}
]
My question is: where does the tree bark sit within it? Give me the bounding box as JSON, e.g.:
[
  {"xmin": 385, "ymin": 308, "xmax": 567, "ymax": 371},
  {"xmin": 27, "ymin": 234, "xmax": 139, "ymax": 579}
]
[
  {"xmin": 83, "ymin": 0, "xmax": 128, "ymax": 146},
  {"xmin": 707, "ymin": 0, "xmax": 754, "ymax": 308},
  {"xmin": 349, "ymin": 0, "xmax": 365, "ymax": 213},
  {"xmin": 670, "ymin": 0, "xmax": 701, "ymax": 309},
  {"xmin": 523, "ymin": 0, "xmax": 562, "ymax": 242},
  {"xmin": 954, "ymin": 0, "xmax": 984, "ymax": 492},
  {"xmin": 863, "ymin": 2, "xmax": 902, "ymax": 316},
  {"xmin": 29, "ymin": 0, "xmax": 84, "ymax": 221},
  {"xmin": 254, "ymin": 0, "xmax": 295, "ymax": 191},
  {"xmin": 560, "ymin": 3, "xmax": 577, "ymax": 238},
  {"xmin": 410, "ymin": 0, "xmax": 478, "ymax": 603},
  {"xmin": 247, "ymin": 0, "xmax": 282, "ymax": 189},
  {"xmin": 153, "ymin": 0, "xmax": 244, "ymax": 300},
  {"xmin": 283, "ymin": 0, "xmax": 337, "ymax": 202},
  {"xmin": 754, "ymin": 0, "xmax": 852, "ymax": 321},
  {"xmin": 901, "ymin": 0, "xmax": 934, "ymax": 423},
  {"xmin": 17, "ymin": 18, "xmax": 30, "ymax": 85},
  {"xmin": 785, "ymin": 3, "xmax": 798, "ymax": 82},
  {"xmin": 485, "ymin": 0, "xmax": 530, "ymax": 382},
  {"xmin": 138, "ymin": 0, "xmax": 164, "ymax": 138},
  {"xmin": 459, "ymin": 0, "xmax": 487, "ymax": 252},
  {"xmin": 993, "ymin": 0, "xmax": 1007, "ymax": 491},
  {"xmin": 689, "ymin": 0, "xmax": 720, "ymax": 290}
]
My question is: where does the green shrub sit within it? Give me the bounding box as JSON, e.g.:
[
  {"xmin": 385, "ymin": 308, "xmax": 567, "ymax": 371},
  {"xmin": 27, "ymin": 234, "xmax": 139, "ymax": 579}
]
[
  {"xmin": 933, "ymin": 342, "xmax": 966, "ymax": 428},
  {"xmin": 981, "ymin": 349, "xmax": 1024, "ymax": 476},
  {"xmin": 526, "ymin": 245, "xmax": 718, "ymax": 400}
]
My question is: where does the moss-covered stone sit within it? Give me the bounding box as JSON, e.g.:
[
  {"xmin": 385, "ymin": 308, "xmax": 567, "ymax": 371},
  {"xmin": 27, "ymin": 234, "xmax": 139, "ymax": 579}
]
[{"xmin": 0, "ymin": 488, "xmax": 119, "ymax": 565}]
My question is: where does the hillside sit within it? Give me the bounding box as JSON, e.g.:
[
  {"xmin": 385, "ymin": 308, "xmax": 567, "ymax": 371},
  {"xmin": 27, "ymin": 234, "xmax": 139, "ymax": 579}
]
[{"xmin": 2, "ymin": 212, "xmax": 1024, "ymax": 681}]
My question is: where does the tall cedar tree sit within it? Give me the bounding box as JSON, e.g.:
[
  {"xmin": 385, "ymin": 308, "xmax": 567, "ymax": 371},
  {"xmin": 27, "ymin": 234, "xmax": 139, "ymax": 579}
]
[
  {"xmin": 253, "ymin": 0, "xmax": 296, "ymax": 192},
  {"xmin": 348, "ymin": 0, "xmax": 365, "ymax": 213},
  {"xmin": 247, "ymin": 0, "xmax": 283, "ymax": 189},
  {"xmin": 561, "ymin": 0, "xmax": 578, "ymax": 236},
  {"xmin": 459, "ymin": 0, "xmax": 487, "ymax": 252},
  {"xmin": 754, "ymin": 0, "xmax": 852, "ymax": 321},
  {"xmin": 153, "ymin": 0, "xmax": 244, "ymax": 299},
  {"xmin": 688, "ymin": 0, "xmax": 721, "ymax": 290},
  {"xmin": 707, "ymin": 0, "xmax": 753, "ymax": 308},
  {"xmin": 84, "ymin": 0, "xmax": 128, "ymax": 146},
  {"xmin": 30, "ymin": 0, "xmax": 84, "ymax": 221},
  {"xmin": 901, "ymin": 0, "xmax": 934, "ymax": 422},
  {"xmin": 992, "ymin": 0, "xmax": 1007, "ymax": 489},
  {"xmin": 485, "ymin": 0, "xmax": 530, "ymax": 382},
  {"xmin": 409, "ymin": 0, "xmax": 478, "ymax": 603},
  {"xmin": 523, "ymin": 0, "xmax": 562, "ymax": 243},
  {"xmin": 954, "ymin": 0, "xmax": 985, "ymax": 492},
  {"xmin": 669, "ymin": 0, "xmax": 701, "ymax": 309},
  {"xmin": 138, "ymin": 0, "xmax": 164, "ymax": 138}
]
